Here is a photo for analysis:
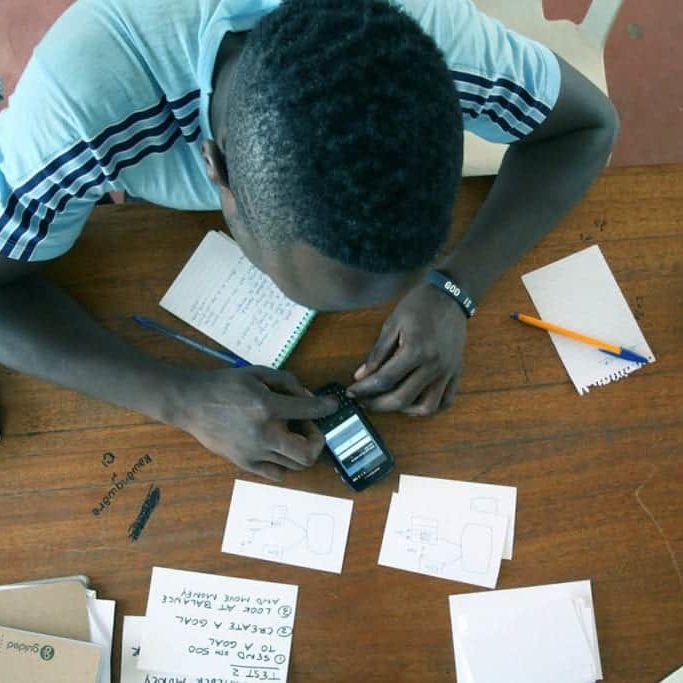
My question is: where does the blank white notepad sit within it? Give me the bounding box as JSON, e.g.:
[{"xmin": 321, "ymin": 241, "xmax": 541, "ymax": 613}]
[
  {"xmin": 522, "ymin": 245, "xmax": 655, "ymax": 394},
  {"xmin": 160, "ymin": 231, "xmax": 315, "ymax": 367},
  {"xmin": 449, "ymin": 580, "xmax": 602, "ymax": 683}
]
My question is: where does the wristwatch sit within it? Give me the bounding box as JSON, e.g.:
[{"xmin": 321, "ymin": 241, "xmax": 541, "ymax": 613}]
[{"xmin": 425, "ymin": 270, "xmax": 477, "ymax": 318}]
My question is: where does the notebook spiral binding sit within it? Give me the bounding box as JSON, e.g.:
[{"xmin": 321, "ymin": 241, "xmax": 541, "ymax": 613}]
[{"xmin": 273, "ymin": 311, "xmax": 317, "ymax": 368}]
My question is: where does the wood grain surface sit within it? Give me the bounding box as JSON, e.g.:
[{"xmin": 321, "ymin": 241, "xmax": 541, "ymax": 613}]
[{"xmin": 0, "ymin": 165, "xmax": 681, "ymax": 682}]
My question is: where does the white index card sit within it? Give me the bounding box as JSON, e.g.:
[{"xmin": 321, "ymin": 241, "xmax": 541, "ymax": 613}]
[
  {"xmin": 459, "ymin": 598, "xmax": 596, "ymax": 683},
  {"xmin": 398, "ymin": 475, "xmax": 517, "ymax": 559},
  {"xmin": 222, "ymin": 480, "xmax": 353, "ymax": 574},
  {"xmin": 122, "ymin": 616, "xmax": 221, "ymax": 683},
  {"xmin": 139, "ymin": 567, "xmax": 298, "ymax": 680},
  {"xmin": 449, "ymin": 580, "xmax": 602, "ymax": 683},
  {"xmin": 661, "ymin": 665, "xmax": 683, "ymax": 683},
  {"xmin": 87, "ymin": 598, "xmax": 115, "ymax": 683},
  {"xmin": 120, "ymin": 617, "xmax": 146, "ymax": 683},
  {"xmin": 379, "ymin": 493, "xmax": 506, "ymax": 588}
]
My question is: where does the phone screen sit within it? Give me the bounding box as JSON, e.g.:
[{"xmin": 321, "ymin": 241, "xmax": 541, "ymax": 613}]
[{"xmin": 323, "ymin": 413, "xmax": 388, "ymax": 484}]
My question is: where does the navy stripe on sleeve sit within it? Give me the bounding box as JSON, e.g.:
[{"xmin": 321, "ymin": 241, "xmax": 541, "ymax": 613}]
[
  {"xmin": 460, "ymin": 106, "xmax": 527, "ymax": 140},
  {"xmin": 452, "ymin": 69, "xmax": 554, "ymax": 141},
  {"xmin": 0, "ymin": 89, "xmax": 201, "ymax": 260},
  {"xmin": 451, "ymin": 70, "xmax": 551, "ymax": 116},
  {"xmin": 457, "ymin": 91, "xmax": 543, "ymax": 133},
  {"xmin": 20, "ymin": 124, "xmax": 199, "ymax": 259}
]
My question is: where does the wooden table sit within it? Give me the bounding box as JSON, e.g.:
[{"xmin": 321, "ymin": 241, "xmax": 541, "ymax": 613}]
[{"xmin": 1, "ymin": 165, "xmax": 681, "ymax": 682}]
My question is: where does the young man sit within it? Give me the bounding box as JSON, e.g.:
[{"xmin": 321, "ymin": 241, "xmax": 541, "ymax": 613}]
[{"xmin": 0, "ymin": 0, "xmax": 618, "ymax": 480}]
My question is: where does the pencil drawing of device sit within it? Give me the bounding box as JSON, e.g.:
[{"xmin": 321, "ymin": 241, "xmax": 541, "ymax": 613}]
[
  {"xmin": 242, "ymin": 507, "xmax": 334, "ymax": 559},
  {"xmin": 397, "ymin": 515, "xmax": 493, "ymax": 576}
]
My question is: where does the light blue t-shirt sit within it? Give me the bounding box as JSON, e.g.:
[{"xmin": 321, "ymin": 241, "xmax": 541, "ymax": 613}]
[{"xmin": 0, "ymin": 0, "xmax": 560, "ymax": 262}]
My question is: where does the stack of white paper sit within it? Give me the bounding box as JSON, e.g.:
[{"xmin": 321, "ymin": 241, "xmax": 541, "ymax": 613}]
[
  {"xmin": 449, "ymin": 580, "xmax": 603, "ymax": 683},
  {"xmin": 86, "ymin": 591, "xmax": 115, "ymax": 683},
  {"xmin": 378, "ymin": 475, "xmax": 517, "ymax": 589},
  {"xmin": 221, "ymin": 480, "xmax": 354, "ymax": 574},
  {"xmin": 124, "ymin": 567, "xmax": 298, "ymax": 682}
]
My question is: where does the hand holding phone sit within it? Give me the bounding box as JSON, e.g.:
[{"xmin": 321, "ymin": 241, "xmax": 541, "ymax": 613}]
[{"xmin": 315, "ymin": 383, "xmax": 395, "ymax": 491}]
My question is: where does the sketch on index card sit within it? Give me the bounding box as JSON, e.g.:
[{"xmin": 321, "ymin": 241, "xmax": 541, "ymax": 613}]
[
  {"xmin": 396, "ymin": 515, "xmax": 494, "ymax": 576},
  {"xmin": 222, "ymin": 481, "xmax": 353, "ymax": 573},
  {"xmin": 239, "ymin": 506, "xmax": 335, "ymax": 559},
  {"xmin": 379, "ymin": 491, "xmax": 507, "ymax": 587}
]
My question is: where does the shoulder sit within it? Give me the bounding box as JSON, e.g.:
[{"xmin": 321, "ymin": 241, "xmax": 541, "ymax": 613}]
[
  {"xmin": 33, "ymin": 0, "xmax": 205, "ymax": 128},
  {"xmin": 396, "ymin": 0, "xmax": 561, "ymax": 143},
  {"xmin": 0, "ymin": 0, "xmax": 207, "ymax": 262}
]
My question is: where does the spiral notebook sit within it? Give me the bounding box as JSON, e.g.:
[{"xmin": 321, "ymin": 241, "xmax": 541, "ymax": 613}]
[
  {"xmin": 160, "ymin": 230, "xmax": 315, "ymax": 367},
  {"xmin": 522, "ymin": 245, "xmax": 655, "ymax": 395}
]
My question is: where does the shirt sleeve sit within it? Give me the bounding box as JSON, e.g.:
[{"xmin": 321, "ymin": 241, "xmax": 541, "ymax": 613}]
[
  {"xmin": 0, "ymin": 56, "xmax": 102, "ymax": 262},
  {"xmin": 401, "ymin": 0, "xmax": 561, "ymax": 144},
  {"xmin": 0, "ymin": 4, "xmax": 123, "ymax": 263}
]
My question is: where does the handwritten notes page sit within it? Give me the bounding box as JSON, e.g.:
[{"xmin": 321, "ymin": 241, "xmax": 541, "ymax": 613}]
[
  {"xmin": 449, "ymin": 580, "xmax": 602, "ymax": 683},
  {"xmin": 139, "ymin": 567, "xmax": 297, "ymax": 681},
  {"xmin": 379, "ymin": 492, "xmax": 507, "ymax": 589},
  {"xmin": 160, "ymin": 231, "xmax": 314, "ymax": 367},
  {"xmin": 522, "ymin": 245, "xmax": 655, "ymax": 394},
  {"xmin": 398, "ymin": 475, "xmax": 517, "ymax": 559},
  {"xmin": 222, "ymin": 481, "xmax": 353, "ymax": 574}
]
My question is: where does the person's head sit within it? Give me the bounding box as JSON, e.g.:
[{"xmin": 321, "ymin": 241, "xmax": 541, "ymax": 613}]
[{"xmin": 202, "ymin": 0, "xmax": 462, "ymax": 311}]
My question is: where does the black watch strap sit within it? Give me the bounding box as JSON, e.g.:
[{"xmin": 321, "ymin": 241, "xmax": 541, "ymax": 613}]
[{"xmin": 425, "ymin": 270, "xmax": 477, "ymax": 318}]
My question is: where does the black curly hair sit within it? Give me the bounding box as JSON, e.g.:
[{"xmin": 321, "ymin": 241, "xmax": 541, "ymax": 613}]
[{"xmin": 223, "ymin": 0, "xmax": 463, "ymax": 274}]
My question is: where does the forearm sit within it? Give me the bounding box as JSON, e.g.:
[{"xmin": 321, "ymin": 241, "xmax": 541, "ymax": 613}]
[
  {"xmin": 0, "ymin": 274, "xmax": 184, "ymax": 424},
  {"xmin": 443, "ymin": 119, "xmax": 617, "ymax": 302}
]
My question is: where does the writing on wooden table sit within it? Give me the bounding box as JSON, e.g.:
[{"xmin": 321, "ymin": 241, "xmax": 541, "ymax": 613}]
[{"xmin": 92, "ymin": 453, "xmax": 154, "ymax": 516}]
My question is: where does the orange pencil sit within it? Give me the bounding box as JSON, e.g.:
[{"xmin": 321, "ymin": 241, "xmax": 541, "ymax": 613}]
[{"xmin": 511, "ymin": 312, "xmax": 649, "ymax": 364}]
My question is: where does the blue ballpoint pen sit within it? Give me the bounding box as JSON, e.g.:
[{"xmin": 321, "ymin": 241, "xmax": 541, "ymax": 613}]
[{"xmin": 132, "ymin": 315, "xmax": 251, "ymax": 367}]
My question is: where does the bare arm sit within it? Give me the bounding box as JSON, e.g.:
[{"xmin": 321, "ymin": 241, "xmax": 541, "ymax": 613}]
[
  {"xmin": 0, "ymin": 262, "xmax": 182, "ymax": 422},
  {"xmin": 442, "ymin": 56, "xmax": 620, "ymax": 301},
  {"xmin": 0, "ymin": 258, "xmax": 336, "ymax": 480},
  {"xmin": 349, "ymin": 56, "xmax": 619, "ymax": 413}
]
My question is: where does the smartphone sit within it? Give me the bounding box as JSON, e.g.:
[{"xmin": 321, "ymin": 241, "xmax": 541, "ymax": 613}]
[{"xmin": 315, "ymin": 383, "xmax": 395, "ymax": 491}]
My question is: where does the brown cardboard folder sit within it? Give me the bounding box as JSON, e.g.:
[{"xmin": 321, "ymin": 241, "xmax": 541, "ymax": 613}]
[
  {"xmin": 0, "ymin": 624, "xmax": 101, "ymax": 683},
  {"xmin": 0, "ymin": 581, "xmax": 90, "ymax": 641}
]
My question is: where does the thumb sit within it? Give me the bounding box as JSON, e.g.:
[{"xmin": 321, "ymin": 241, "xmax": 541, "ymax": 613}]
[{"xmin": 354, "ymin": 324, "xmax": 399, "ymax": 381}]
